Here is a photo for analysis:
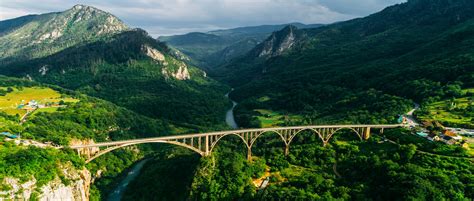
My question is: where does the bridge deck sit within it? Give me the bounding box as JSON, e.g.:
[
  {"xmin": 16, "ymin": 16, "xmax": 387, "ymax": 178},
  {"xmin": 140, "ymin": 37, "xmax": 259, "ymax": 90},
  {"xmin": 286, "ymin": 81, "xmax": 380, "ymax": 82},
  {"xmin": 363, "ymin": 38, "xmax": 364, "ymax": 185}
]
[{"xmin": 69, "ymin": 124, "xmax": 403, "ymax": 149}]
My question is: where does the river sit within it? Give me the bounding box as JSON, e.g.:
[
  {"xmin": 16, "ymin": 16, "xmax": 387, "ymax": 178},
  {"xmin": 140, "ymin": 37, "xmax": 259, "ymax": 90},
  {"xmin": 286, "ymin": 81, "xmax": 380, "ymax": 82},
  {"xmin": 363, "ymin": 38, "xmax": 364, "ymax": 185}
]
[
  {"xmin": 107, "ymin": 159, "xmax": 150, "ymax": 201},
  {"xmin": 108, "ymin": 91, "xmax": 238, "ymax": 200},
  {"xmin": 225, "ymin": 90, "xmax": 239, "ymax": 129}
]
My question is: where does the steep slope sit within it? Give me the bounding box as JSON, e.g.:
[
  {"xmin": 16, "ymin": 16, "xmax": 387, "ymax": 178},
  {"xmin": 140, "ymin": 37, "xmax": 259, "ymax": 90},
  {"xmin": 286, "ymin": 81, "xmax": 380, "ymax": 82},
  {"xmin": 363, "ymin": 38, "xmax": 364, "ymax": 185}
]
[
  {"xmin": 0, "ymin": 75, "xmax": 177, "ymax": 200},
  {"xmin": 159, "ymin": 23, "xmax": 322, "ymax": 69},
  {"xmin": 0, "ymin": 5, "xmax": 127, "ymax": 63},
  {"xmin": 211, "ymin": 25, "xmax": 307, "ymax": 85},
  {"xmin": 0, "ymin": 6, "xmax": 229, "ymax": 129},
  {"xmin": 218, "ymin": 0, "xmax": 474, "ymax": 126}
]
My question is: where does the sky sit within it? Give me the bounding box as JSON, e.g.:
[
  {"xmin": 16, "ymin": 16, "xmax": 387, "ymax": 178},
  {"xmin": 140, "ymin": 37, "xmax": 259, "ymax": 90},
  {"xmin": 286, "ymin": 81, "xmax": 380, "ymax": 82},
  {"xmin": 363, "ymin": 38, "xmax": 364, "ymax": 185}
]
[{"xmin": 0, "ymin": 0, "xmax": 406, "ymax": 37}]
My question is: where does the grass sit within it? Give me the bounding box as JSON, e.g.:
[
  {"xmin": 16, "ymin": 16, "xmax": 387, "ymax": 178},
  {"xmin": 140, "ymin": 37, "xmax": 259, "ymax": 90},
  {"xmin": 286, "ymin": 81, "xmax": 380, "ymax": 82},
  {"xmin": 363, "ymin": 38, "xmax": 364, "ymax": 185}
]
[
  {"xmin": 254, "ymin": 109, "xmax": 304, "ymax": 128},
  {"xmin": 417, "ymin": 88, "xmax": 473, "ymax": 128},
  {"xmin": 0, "ymin": 87, "xmax": 78, "ymax": 118},
  {"xmin": 277, "ymin": 164, "xmax": 315, "ymax": 182},
  {"xmin": 469, "ymin": 144, "xmax": 474, "ymax": 156},
  {"xmin": 30, "ymin": 107, "xmax": 60, "ymax": 118}
]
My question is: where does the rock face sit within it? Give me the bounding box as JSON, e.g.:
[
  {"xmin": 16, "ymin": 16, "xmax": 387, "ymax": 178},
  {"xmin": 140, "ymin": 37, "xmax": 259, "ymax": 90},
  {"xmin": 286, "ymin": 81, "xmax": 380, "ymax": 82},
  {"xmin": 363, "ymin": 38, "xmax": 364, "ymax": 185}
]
[
  {"xmin": 161, "ymin": 63, "xmax": 191, "ymax": 80},
  {"xmin": 0, "ymin": 166, "xmax": 91, "ymax": 201},
  {"xmin": 0, "ymin": 177, "xmax": 36, "ymax": 199},
  {"xmin": 39, "ymin": 168, "xmax": 91, "ymax": 201},
  {"xmin": 143, "ymin": 45, "xmax": 166, "ymax": 62},
  {"xmin": 173, "ymin": 64, "xmax": 191, "ymax": 80},
  {"xmin": 0, "ymin": 4, "xmax": 128, "ymax": 60},
  {"xmin": 33, "ymin": 4, "xmax": 127, "ymax": 44},
  {"xmin": 142, "ymin": 44, "xmax": 191, "ymax": 80},
  {"xmin": 256, "ymin": 25, "xmax": 299, "ymax": 59}
]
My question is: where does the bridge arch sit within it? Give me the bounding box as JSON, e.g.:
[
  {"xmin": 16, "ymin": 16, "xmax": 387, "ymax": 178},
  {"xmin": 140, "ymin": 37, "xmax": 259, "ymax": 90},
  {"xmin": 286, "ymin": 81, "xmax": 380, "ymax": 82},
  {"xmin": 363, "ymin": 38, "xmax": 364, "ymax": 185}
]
[
  {"xmin": 249, "ymin": 130, "xmax": 287, "ymax": 148},
  {"xmin": 86, "ymin": 140, "xmax": 204, "ymax": 163},
  {"xmin": 328, "ymin": 127, "xmax": 363, "ymax": 142},
  {"xmin": 209, "ymin": 133, "xmax": 250, "ymax": 153},
  {"xmin": 287, "ymin": 128, "xmax": 324, "ymax": 145}
]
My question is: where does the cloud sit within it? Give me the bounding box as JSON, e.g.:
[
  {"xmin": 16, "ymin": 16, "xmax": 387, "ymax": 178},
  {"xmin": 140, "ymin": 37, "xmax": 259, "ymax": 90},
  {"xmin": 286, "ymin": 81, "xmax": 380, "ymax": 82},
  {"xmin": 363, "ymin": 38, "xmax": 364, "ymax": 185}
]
[
  {"xmin": 317, "ymin": 0, "xmax": 407, "ymax": 15},
  {"xmin": 0, "ymin": 0, "xmax": 406, "ymax": 36}
]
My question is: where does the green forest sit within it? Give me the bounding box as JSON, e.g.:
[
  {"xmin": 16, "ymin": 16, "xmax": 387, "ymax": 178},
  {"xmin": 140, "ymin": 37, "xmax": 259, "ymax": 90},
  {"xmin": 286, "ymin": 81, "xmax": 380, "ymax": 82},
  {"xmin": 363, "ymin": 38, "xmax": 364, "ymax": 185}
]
[
  {"xmin": 1, "ymin": 0, "xmax": 474, "ymax": 200},
  {"xmin": 123, "ymin": 129, "xmax": 473, "ymax": 200}
]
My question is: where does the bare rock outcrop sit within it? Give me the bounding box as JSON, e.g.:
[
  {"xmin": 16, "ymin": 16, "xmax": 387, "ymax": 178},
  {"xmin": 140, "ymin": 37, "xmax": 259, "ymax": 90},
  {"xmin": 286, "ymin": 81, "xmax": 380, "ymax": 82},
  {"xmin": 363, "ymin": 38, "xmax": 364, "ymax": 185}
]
[{"xmin": 0, "ymin": 165, "xmax": 91, "ymax": 201}]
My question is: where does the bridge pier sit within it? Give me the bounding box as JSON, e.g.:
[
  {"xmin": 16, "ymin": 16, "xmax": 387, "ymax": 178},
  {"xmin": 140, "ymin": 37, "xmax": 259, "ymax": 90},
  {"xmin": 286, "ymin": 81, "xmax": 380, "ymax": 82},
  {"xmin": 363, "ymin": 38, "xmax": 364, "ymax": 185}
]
[
  {"xmin": 323, "ymin": 141, "xmax": 329, "ymax": 147},
  {"xmin": 205, "ymin": 135, "xmax": 209, "ymax": 156},
  {"xmin": 284, "ymin": 144, "xmax": 290, "ymax": 156},
  {"xmin": 363, "ymin": 127, "xmax": 371, "ymax": 140},
  {"xmin": 247, "ymin": 147, "xmax": 252, "ymax": 161}
]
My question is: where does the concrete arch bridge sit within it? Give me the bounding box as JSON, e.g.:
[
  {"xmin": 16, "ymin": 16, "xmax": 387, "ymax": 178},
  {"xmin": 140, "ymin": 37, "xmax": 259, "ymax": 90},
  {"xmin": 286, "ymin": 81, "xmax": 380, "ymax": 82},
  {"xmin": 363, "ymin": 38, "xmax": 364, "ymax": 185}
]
[{"xmin": 69, "ymin": 124, "xmax": 402, "ymax": 163}]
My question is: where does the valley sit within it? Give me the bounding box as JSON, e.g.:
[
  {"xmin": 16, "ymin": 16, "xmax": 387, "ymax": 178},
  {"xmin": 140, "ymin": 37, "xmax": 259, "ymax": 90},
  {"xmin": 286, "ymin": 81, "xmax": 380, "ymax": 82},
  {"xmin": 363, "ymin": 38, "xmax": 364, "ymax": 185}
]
[{"xmin": 1, "ymin": 0, "xmax": 474, "ymax": 200}]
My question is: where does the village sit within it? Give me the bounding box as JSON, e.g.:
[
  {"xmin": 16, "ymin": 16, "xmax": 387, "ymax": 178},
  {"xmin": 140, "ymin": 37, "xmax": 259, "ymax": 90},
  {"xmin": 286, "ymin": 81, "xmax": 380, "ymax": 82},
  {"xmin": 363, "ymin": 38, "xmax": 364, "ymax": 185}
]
[
  {"xmin": 400, "ymin": 115, "xmax": 474, "ymax": 148},
  {"xmin": 1, "ymin": 98, "xmax": 68, "ymax": 149}
]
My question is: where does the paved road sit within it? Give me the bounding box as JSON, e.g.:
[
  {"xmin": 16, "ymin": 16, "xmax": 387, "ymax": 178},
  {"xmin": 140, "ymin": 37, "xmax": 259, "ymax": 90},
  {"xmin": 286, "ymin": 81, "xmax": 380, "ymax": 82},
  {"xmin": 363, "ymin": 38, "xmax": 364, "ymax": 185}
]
[{"xmin": 405, "ymin": 103, "xmax": 420, "ymax": 127}]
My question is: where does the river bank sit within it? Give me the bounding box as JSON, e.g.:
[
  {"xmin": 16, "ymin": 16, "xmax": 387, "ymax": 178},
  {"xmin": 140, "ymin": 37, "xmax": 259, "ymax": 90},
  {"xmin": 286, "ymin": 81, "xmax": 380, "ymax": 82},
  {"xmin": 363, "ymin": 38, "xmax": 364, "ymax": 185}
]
[
  {"xmin": 225, "ymin": 90, "xmax": 239, "ymax": 129},
  {"xmin": 107, "ymin": 159, "xmax": 150, "ymax": 201},
  {"xmin": 107, "ymin": 90, "xmax": 239, "ymax": 200}
]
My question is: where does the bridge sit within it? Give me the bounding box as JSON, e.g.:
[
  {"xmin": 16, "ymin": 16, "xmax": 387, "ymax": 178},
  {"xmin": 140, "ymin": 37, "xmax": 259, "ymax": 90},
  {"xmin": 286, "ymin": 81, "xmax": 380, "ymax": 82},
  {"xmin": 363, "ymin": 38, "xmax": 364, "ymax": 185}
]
[{"xmin": 69, "ymin": 124, "xmax": 403, "ymax": 163}]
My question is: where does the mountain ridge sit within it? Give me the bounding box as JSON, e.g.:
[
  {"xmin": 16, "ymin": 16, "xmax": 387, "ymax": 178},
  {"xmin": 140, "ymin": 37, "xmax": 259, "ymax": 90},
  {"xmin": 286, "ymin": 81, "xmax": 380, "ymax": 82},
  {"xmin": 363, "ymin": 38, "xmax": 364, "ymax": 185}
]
[
  {"xmin": 215, "ymin": 0, "xmax": 474, "ymax": 127},
  {"xmin": 0, "ymin": 4, "xmax": 127, "ymax": 63},
  {"xmin": 0, "ymin": 5, "xmax": 229, "ymax": 128},
  {"xmin": 159, "ymin": 23, "xmax": 323, "ymax": 69}
]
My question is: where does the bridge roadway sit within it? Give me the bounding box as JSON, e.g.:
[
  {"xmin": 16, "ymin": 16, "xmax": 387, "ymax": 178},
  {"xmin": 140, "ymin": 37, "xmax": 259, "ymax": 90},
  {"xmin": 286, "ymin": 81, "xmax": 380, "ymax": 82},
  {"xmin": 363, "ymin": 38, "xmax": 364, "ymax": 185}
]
[{"xmin": 69, "ymin": 124, "xmax": 403, "ymax": 163}]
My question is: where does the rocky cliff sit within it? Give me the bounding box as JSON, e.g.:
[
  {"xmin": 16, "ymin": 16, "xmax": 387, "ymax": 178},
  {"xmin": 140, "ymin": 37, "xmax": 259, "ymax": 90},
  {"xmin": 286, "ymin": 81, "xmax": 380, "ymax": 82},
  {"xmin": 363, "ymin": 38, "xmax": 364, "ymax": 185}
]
[
  {"xmin": 254, "ymin": 25, "xmax": 301, "ymax": 59},
  {"xmin": 1, "ymin": 164, "xmax": 91, "ymax": 201}
]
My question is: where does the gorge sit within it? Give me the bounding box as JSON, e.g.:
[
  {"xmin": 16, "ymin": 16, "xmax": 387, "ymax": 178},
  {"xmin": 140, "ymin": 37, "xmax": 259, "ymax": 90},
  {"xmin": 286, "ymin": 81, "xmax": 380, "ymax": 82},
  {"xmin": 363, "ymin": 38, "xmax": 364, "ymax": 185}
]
[{"xmin": 1, "ymin": 0, "xmax": 473, "ymax": 200}]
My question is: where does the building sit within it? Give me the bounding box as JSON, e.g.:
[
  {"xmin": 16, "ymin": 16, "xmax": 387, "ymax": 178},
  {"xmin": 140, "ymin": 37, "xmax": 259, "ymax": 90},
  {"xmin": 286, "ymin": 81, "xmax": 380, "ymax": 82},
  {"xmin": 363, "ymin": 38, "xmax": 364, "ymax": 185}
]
[
  {"xmin": 443, "ymin": 130, "xmax": 462, "ymax": 140},
  {"xmin": 441, "ymin": 136, "xmax": 456, "ymax": 145},
  {"xmin": 398, "ymin": 116, "xmax": 406, "ymax": 124},
  {"xmin": 416, "ymin": 132, "xmax": 428, "ymax": 137},
  {"xmin": 427, "ymin": 133, "xmax": 440, "ymax": 141},
  {"xmin": 0, "ymin": 132, "xmax": 18, "ymax": 139},
  {"xmin": 27, "ymin": 100, "xmax": 39, "ymax": 107}
]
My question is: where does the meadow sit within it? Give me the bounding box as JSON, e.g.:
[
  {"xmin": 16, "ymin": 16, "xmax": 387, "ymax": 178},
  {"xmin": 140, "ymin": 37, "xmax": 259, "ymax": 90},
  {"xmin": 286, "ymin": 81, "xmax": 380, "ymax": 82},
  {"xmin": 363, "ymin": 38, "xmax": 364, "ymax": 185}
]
[
  {"xmin": 417, "ymin": 88, "xmax": 473, "ymax": 128},
  {"xmin": 0, "ymin": 86, "xmax": 77, "ymax": 118}
]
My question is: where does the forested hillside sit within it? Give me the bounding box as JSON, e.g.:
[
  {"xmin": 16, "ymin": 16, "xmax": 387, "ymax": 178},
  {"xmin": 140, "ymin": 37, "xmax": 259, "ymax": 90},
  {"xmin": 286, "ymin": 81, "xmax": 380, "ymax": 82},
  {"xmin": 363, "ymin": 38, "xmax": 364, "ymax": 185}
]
[
  {"xmin": 160, "ymin": 23, "xmax": 322, "ymax": 69},
  {"xmin": 183, "ymin": 129, "xmax": 473, "ymax": 200},
  {"xmin": 0, "ymin": 76, "xmax": 189, "ymax": 199},
  {"xmin": 1, "ymin": 1, "xmax": 473, "ymax": 200},
  {"xmin": 0, "ymin": 5, "xmax": 230, "ymax": 200},
  {"xmin": 0, "ymin": 6, "xmax": 229, "ymax": 129},
  {"xmin": 0, "ymin": 4, "xmax": 127, "ymax": 63},
  {"xmin": 215, "ymin": 0, "xmax": 474, "ymax": 127}
]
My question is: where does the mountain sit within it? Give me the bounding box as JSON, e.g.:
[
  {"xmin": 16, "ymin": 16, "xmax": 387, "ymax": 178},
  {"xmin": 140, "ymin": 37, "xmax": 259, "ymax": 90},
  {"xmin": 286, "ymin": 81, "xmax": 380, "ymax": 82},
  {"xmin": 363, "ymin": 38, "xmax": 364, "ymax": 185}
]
[
  {"xmin": 0, "ymin": 75, "xmax": 179, "ymax": 200},
  {"xmin": 0, "ymin": 5, "xmax": 229, "ymax": 129},
  {"xmin": 0, "ymin": 5, "xmax": 127, "ymax": 64},
  {"xmin": 159, "ymin": 23, "xmax": 323, "ymax": 69},
  {"xmin": 217, "ymin": 0, "xmax": 474, "ymax": 126},
  {"xmin": 0, "ymin": 5, "xmax": 230, "ymax": 199},
  {"xmin": 207, "ymin": 22, "xmax": 321, "ymax": 38}
]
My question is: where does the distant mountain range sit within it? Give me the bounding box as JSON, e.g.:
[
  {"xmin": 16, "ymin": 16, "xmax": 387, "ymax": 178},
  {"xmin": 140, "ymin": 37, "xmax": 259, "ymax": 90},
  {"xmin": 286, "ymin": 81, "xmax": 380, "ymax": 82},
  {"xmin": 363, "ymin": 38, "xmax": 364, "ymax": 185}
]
[
  {"xmin": 1, "ymin": 1, "xmax": 474, "ymax": 200},
  {"xmin": 0, "ymin": 5, "xmax": 229, "ymax": 127},
  {"xmin": 215, "ymin": 0, "xmax": 474, "ymax": 125},
  {"xmin": 159, "ymin": 23, "xmax": 323, "ymax": 69},
  {"xmin": 0, "ymin": 5, "xmax": 127, "ymax": 64}
]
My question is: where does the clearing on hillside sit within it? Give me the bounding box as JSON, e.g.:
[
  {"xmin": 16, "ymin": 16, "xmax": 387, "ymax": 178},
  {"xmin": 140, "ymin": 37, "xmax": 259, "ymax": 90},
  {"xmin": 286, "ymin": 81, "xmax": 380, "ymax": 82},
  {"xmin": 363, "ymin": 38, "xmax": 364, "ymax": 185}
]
[{"xmin": 0, "ymin": 86, "xmax": 78, "ymax": 118}]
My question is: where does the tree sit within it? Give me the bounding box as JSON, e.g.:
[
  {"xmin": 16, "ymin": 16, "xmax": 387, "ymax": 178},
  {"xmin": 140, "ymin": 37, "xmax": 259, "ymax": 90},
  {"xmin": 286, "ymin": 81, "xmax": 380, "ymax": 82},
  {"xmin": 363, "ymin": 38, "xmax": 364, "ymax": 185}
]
[{"xmin": 400, "ymin": 144, "xmax": 417, "ymax": 162}]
